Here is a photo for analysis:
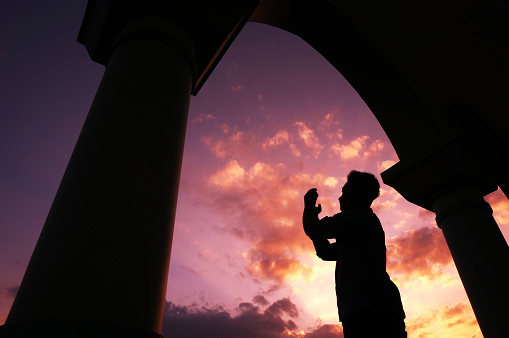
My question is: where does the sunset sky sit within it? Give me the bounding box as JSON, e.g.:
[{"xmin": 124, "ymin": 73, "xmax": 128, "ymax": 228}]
[{"xmin": 1, "ymin": 2, "xmax": 508, "ymax": 337}]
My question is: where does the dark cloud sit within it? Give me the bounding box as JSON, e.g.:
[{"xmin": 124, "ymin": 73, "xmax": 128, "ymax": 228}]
[
  {"xmin": 304, "ymin": 324, "xmax": 343, "ymax": 338},
  {"xmin": 162, "ymin": 297, "xmax": 342, "ymax": 338},
  {"xmin": 387, "ymin": 226, "xmax": 453, "ymax": 280},
  {"xmin": 266, "ymin": 298, "xmax": 299, "ymax": 318},
  {"xmin": 252, "ymin": 295, "xmax": 270, "ymax": 306}
]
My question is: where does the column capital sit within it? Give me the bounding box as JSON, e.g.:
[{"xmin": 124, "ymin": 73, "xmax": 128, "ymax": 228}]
[
  {"xmin": 432, "ymin": 187, "xmax": 493, "ymax": 228},
  {"xmin": 77, "ymin": 0, "xmax": 259, "ymax": 95},
  {"xmin": 381, "ymin": 130, "xmax": 498, "ymax": 211}
]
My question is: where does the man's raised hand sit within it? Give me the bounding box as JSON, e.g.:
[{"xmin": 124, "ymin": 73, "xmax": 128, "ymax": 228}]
[{"xmin": 304, "ymin": 188, "xmax": 322, "ymax": 214}]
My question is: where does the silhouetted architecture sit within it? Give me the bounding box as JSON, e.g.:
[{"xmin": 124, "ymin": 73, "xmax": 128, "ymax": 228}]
[
  {"xmin": 1, "ymin": 0, "xmax": 508, "ymax": 337},
  {"xmin": 303, "ymin": 171, "xmax": 407, "ymax": 337}
]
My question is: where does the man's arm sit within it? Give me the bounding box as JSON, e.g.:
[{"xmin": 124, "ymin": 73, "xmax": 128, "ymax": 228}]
[
  {"xmin": 313, "ymin": 239, "xmax": 338, "ymax": 261},
  {"xmin": 303, "ymin": 189, "xmax": 339, "ymax": 261},
  {"xmin": 303, "ymin": 188, "xmax": 341, "ymax": 240}
]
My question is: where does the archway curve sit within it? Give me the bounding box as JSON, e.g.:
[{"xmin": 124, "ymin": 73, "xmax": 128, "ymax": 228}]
[{"xmin": 249, "ymin": 0, "xmax": 440, "ymax": 161}]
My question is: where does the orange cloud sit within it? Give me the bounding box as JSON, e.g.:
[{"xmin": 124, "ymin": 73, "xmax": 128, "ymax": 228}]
[
  {"xmin": 246, "ymin": 240, "xmax": 314, "ymax": 290},
  {"xmin": 206, "ymin": 161, "xmax": 345, "ymax": 289},
  {"xmin": 406, "ymin": 302, "xmax": 479, "ymax": 337},
  {"xmin": 387, "ymin": 227, "xmax": 453, "ymax": 280},
  {"xmin": 209, "ymin": 160, "xmax": 246, "ymax": 188}
]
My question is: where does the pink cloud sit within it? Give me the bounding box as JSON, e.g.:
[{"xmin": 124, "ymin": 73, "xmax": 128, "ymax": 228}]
[
  {"xmin": 329, "ymin": 137, "xmax": 388, "ymax": 162},
  {"xmin": 289, "ymin": 144, "xmax": 301, "ymax": 157},
  {"xmin": 330, "ymin": 136, "xmax": 368, "ymax": 160},
  {"xmin": 201, "ymin": 129, "xmax": 258, "ymax": 160},
  {"xmin": 191, "ymin": 113, "xmax": 216, "ymax": 123},
  {"xmin": 231, "ymin": 85, "xmax": 244, "ymax": 92},
  {"xmin": 319, "ymin": 113, "xmax": 340, "ymax": 129},
  {"xmin": 377, "ymin": 159, "xmax": 397, "ymax": 172},
  {"xmin": 293, "ymin": 122, "xmax": 323, "ymax": 158},
  {"xmin": 226, "ymin": 60, "xmax": 240, "ymax": 79},
  {"xmin": 257, "ymin": 94, "xmax": 265, "ymax": 110},
  {"xmin": 367, "ymin": 139, "xmax": 385, "ymax": 154},
  {"xmin": 326, "ymin": 129, "xmax": 344, "ymax": 143},
  {"xmin": 263, "ymin": 130, "xmax": 289, "ymax": 149},
  {"xmin": 201, "ymin": 136, "xmax": 230, "ymax": 158},
  {"xmin": 417, "ymin": 208, "xmax": 435, "ymax": 220}
]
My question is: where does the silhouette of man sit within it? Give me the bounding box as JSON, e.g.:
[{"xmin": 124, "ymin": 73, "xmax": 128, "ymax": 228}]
[{"xmin": 303, "ymin": 170, "xmax": 406, "ymax": 338}]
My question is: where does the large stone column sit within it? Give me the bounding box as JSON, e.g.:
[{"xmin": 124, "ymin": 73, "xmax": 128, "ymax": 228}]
[
  {"xmin": 433, "ymin": 188, "xmax": 509, "ymax": 338},
  {"xmin": 382, "ymin": 133, "xmax": 509, "ymax": 338},
  {"xmin": 0, "ymin": 1, "xmax": 258, "ymax": 336},
  {"xmin": 3, "ymin": 17, "xmax": 194, "ymax": 337}
]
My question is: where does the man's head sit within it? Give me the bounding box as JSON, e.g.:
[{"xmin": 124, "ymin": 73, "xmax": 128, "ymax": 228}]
[{"xmin": 339, "ymin": 170, "xmax": 380, "ymax": 211}]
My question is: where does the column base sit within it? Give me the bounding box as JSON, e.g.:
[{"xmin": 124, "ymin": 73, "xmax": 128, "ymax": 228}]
[{"xmin": 0, "ymin": 319, "xmax": 163, "ymax": 338}]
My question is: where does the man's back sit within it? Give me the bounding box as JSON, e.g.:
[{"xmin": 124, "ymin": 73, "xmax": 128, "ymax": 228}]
[{"xmin": 312, "ymin": 208, "xmax": 404, "ymax": 320}]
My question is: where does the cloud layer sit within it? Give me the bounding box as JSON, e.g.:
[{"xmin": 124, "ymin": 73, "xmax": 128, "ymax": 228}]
[
  {"xmin": 162, "ymin": 297, "xmax": 343, "ymax": 338},
  {"xmin": 205, "ymin": 155, "xmax": 455, "ymax": 290}
]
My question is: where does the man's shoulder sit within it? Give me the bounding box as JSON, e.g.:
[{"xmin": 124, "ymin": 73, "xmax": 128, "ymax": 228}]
[{"xmin": 338, "ymin": 207, "xmax": 375, "ymax": 218}]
